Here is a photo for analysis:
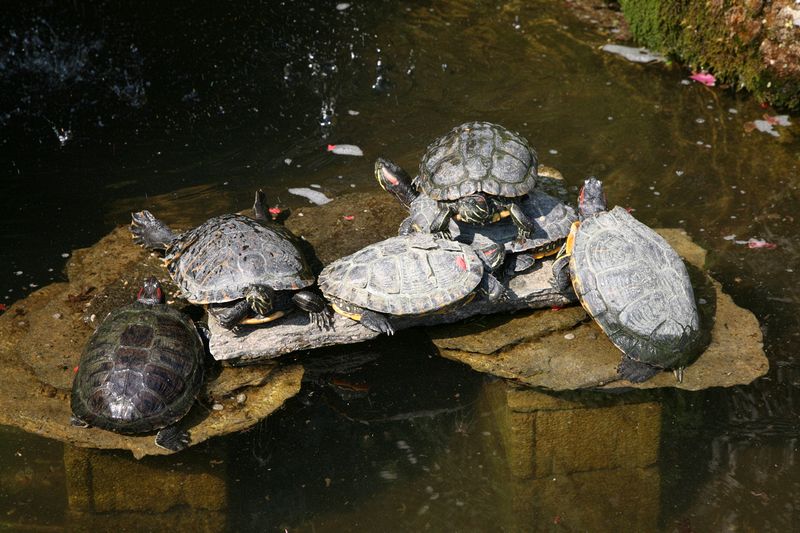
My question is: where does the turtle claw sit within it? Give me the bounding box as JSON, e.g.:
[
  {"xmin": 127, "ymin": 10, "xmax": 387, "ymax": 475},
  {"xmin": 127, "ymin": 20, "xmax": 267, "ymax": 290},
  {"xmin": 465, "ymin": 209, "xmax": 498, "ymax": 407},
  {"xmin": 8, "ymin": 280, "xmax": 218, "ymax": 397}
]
[
  {"xmin": 433, "ymin": 230, "xmax": 452, "ymax": 240},
  {"xmin": 310, "ymin": 307, "xmax": 334, "ymax": 331},
  {"xmin": 155, "ymin": 426, "xmax": 190, "ymax": 452},
  {"xmin": 360, "ymin": 310, "xmax": 394, "ymax": 336},
  {"xmin": 673, "ymin": 367, "xmax": 685, "ymax": 383}
]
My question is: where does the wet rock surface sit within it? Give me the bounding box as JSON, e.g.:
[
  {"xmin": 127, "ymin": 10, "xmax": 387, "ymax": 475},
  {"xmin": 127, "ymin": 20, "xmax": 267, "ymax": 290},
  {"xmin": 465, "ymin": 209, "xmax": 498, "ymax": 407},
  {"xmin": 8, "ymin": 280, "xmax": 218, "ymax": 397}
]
[
  {"xmin": 431, "ymin": 229, "xmax": 768, "ymax": 391},
  {"xmin": 0, "ymin": 227, "xmax": 303, "ymax": 459}
]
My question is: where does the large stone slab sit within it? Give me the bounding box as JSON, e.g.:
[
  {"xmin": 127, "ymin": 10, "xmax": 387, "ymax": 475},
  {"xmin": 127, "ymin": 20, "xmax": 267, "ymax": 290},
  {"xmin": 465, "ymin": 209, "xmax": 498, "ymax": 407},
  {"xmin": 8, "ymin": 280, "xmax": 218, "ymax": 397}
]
[
  {"xmin": 0, "ymin": 227, "xmax": 303, "ymax": 458},
  {"xmin": 431, "ymin": 229, "xmax": 768, "ymax": 390}
]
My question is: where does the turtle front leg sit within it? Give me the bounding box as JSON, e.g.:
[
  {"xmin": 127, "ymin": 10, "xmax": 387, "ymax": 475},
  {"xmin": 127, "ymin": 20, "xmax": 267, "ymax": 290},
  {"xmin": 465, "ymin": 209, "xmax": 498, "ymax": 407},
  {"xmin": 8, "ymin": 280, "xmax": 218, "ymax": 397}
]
[
  {"xmin": 506, "ymin": 201, "xmax": 534, "ymax": 243},
  {"xmin": 360, "ymin": 309, "xmax": 395, "ymax": 335},
  {"xmin": 430, "ymin": 203, "xmax": 458, "ymax": 239},
  {"xmin": 292, "ymin": 290, "xmax": 333, "ymax": 330},
  {"xmin": 479, "ymin": 273, "xmax": 507, "ymax": 302},
  {"xmin": 214, "ymin": 300, "xmax": 252, "ymax": 330},
  {"xmin": 130, "ymin": 210, "xmax": 177, "ymax": 251},
  {"xmin": 155, "ymin": 425, "xmax": 191, "ymax": 452}
]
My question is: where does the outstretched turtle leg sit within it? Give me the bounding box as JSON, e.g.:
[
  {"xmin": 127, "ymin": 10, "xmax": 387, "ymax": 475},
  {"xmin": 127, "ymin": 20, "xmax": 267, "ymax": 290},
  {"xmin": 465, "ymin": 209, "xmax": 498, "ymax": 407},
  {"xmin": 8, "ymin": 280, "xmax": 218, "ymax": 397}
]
[
  {"xmin": 480, "ymin": 273, "xmax": 506, "ymax": 302},
  {"xmin": 292, "ymin": 290, "xmax": 333, "ymax": 330},
  {"xmin": 617, "ymin": 356, "xmax": 661, "ymax": 383},
  {"xmin": 507, "ymin": 201, "xmax": 534, "ymax": 243},
  {"xmin": 360, "ymin": 310, "xmax": 395, "ymax": 336},
  {"xmin": 130, "ymin": 210, "xmax": 177, "ymax": 251},
  {"xmin": 155, "ymin": 425, "xmax": 190, "ymax": 452},
  {"xmin": 214, "ymin": 300, "xmax": 251, "ymax": 330},
  {"xmin": 504, "ymin": 253, "xmax": 537, "ymax": 279}
]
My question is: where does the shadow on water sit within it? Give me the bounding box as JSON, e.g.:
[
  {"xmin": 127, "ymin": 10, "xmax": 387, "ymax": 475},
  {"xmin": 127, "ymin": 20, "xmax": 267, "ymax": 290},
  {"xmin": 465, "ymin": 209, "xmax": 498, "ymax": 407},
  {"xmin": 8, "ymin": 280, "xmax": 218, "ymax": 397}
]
[{"xmin": 1, "ymin": 0, "xmax": 799, "ymax": 531}]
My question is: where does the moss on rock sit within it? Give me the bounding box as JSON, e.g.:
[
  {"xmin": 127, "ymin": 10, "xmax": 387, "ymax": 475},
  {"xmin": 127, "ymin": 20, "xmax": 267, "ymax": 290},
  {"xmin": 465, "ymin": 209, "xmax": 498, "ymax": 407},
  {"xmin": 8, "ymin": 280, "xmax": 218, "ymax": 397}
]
[{"xmin": 619, "ymin": 0, "xmax": 800, "ymax": 110}]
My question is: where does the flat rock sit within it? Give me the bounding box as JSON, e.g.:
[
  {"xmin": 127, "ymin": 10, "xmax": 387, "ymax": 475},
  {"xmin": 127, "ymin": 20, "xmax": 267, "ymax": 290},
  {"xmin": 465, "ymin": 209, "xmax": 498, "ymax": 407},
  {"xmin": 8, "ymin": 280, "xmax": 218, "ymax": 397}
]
[
  {"xmin": 431, "ymin": 229, "xmax": 768, "ymax": 390},
  {"xmin": 0, "ymin": 226, "xmax": 303, "ymax": 458}
]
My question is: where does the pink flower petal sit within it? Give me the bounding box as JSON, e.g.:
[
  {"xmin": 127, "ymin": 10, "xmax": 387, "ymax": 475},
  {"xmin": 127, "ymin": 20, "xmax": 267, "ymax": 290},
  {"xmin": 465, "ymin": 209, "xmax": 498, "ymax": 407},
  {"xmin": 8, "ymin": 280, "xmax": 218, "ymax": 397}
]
[
  {"xmin": 747, "ymin": 239, "xmax": 777, "ymax": 249},
  {"xmin": 343, "ymin": 215, "xmax": 355, "ymax": 221},
  {"xmin": 689, "ymin": 71, "xmax": 716, "ymax": 86}
]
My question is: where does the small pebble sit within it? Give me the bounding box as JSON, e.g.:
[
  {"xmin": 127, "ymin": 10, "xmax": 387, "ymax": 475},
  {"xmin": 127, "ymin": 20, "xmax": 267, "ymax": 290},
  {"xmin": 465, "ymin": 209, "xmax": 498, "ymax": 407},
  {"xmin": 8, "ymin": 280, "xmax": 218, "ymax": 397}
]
[
  {"xmin": 61, "ymin": 253, "xmax": 70, "ymax": 258},
  {"xmin": 564, "ymin": 333, "xmax": 575, "ymax": 340},
  {"xmin": 236, "ymin": 393, "xmax": 247, "ymax": 404},
  {"xmin": 52, "ymin": 313, "xmax": 62, "ymax": 320},
  {"xmin": 698, "ymin": 298, "xmax": 707, "ymax": 305},
  {"xmin": 212, "ymin": 403, "xmax": 224, "ymax": 411}
]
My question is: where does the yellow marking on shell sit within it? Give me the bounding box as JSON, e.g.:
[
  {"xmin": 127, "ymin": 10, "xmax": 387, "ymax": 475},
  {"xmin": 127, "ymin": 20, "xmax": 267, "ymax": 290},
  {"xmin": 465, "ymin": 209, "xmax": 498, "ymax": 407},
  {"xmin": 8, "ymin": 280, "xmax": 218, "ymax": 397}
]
[
  {"xmin": 240, "ymin": 310, "xmax": 286, "ymax": 325},
  {"xmin": 332, "ymin": 303, "xmax": 362, "ymax": 321}
]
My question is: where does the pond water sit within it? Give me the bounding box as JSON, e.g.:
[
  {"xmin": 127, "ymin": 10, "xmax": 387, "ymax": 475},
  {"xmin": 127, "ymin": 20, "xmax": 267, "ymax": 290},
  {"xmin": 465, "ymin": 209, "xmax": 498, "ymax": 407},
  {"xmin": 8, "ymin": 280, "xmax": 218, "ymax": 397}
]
[{"xmin": 1, "ymin": 0, "xmax": 798, "ymax": 531}]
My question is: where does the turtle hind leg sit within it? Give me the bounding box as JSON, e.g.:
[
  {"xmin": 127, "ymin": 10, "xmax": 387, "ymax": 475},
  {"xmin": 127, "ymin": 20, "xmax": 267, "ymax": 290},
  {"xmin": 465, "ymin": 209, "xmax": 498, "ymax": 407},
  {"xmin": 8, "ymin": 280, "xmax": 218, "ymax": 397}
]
[
  {"xmin": 70, "ymin": 415, "xmax": 89, "ymax": 428},
  {"xmin": 617, "ymin": 356, "xmax": 661, "ymax": 383},
  {"xmin": 155, "ymin": 425, "xmax": 190, "ymax": 452},
  {"xmin": 292, "ymin": 291, "xmax": 334, "ymax": 330},
  {"xmin": 360, "ymin": 310, "xmax": 395, "ymax": 335},
  {"xmin": 130, "ymin": 210, "xmax": 177, "ymax": 251},
  {"xmin": 550, "ymin": 253, "xmax": 572, "ymax": 294}
]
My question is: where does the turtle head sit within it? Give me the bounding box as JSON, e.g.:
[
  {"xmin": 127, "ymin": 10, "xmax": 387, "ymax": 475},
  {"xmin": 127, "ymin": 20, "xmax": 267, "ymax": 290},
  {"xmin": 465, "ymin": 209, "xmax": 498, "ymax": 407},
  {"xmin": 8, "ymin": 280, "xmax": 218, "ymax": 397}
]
[
  {"xmin": 375, "ymin": 158, "xmax": 417, "ymax": 208},
  {"xmin": 137, "ymin": 277, "xmax": 164, "ymax": 305},
  {"xmin": 245, "ymin": 285, "xmax": 276, "ymax": 317},
  {"xmin": 457, "ymin": 194, "xmax": 493, "ymax": 225},
  {"xmin": 578, "ymin": 177, "xmax": 607, "ymax": 219}
]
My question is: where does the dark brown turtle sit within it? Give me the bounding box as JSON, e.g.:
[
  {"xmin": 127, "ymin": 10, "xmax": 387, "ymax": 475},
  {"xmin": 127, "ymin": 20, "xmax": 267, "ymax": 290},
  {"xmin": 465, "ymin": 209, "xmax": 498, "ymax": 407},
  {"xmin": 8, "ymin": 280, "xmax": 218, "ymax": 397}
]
[
  {"xmin": 70, "ymin": 277, "xmax": 204, "ymax": 451},
  {"xmin": 130, "ymin": 190, "xmax": 331, "ymax": 330}
]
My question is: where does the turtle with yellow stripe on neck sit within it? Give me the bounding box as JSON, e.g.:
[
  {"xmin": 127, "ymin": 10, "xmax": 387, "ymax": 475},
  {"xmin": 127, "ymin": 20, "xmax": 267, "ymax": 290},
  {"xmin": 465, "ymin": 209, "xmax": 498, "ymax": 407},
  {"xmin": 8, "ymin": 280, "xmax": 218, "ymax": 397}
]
[
  {"xmin": 375, "ymin": 158, "xmax": 576, "ymax": 278},
  {"xmin": 317, "ymin": 233, "xmax": 505, "ymax": 335}
]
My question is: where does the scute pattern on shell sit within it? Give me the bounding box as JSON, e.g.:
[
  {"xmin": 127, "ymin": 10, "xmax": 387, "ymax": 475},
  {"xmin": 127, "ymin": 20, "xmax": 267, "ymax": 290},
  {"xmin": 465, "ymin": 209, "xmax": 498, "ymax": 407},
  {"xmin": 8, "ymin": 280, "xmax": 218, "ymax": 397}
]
[
  {"xmin": 71, "ymin": 302, "xmax": 204, "ymax": 433},
  {"xmin": 318, "ymin": 233, "xmax": 484, "ymax": 316},
  {"xmin": 569, "ymin": 206, "xmax": 701, "ymax": 369},
  {"xmin": 166, "ymin": 214, "xmax": 314, "ymax": 303},
  {"xmin": 418, "ymin": 121, "xmax": 537, "ymax": 201}
]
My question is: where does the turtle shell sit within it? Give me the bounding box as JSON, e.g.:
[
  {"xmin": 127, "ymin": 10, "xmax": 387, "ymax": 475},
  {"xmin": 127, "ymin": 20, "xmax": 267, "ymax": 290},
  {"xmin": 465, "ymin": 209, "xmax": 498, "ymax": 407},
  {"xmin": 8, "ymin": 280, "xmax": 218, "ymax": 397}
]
[
  {"xmin": 318, "ymin": 233, "xmax": 484, "ymax": 316},
  {"xmin": 418, "ymin": 121, "xmax": 537, "ymax": 201},
  {"xmin": 166, "ymin": 214, "xmax": 315, "ymax": 304},
  {"xmin": 404, "ymin": 189, "xmax": 576, "ymax": 255},
  {"xmin": 71, "ymin": 302, "xmax": 204, "ymax": 434},
  {"xmin": 569, "ymin": 206, "xmax": 702, "ymax": 369}
]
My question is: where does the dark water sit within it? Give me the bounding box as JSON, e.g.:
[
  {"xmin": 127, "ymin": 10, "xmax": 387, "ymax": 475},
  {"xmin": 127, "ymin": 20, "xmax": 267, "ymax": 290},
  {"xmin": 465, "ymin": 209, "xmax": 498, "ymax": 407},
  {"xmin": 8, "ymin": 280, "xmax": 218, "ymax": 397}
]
[{"xmin": 1, "ymin": 1, "xmax": 799, "ymax": 531}]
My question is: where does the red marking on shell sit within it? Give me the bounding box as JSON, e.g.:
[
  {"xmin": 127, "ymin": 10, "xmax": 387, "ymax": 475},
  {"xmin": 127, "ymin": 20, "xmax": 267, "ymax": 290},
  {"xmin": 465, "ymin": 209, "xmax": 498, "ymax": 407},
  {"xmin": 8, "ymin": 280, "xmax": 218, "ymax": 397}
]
[
  {"xmin": 343, "ymin": 215, "xmax": 355, "ymax": 221},
  {"xmin": 456, "ymin": 256, "xmax": 467, "ymax": 271}
]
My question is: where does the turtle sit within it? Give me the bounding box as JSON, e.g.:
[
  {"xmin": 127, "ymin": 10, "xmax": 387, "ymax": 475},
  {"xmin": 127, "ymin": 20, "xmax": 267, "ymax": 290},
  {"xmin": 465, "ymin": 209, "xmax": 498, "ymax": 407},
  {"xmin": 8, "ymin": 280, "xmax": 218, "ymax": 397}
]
[
  {"xmin": 552, "ymin": 177, "xmax": 705, "ymax": 383},
  {"xmin": 130, "ymin": 190, "xmax": 331, "ymax": 330},
  {"xmin": 317, "ymin": 233, "xmax": 505, "ymax": 335},
  {"xmin": 70, "ymin": 277, "xmax": 204, "ymax": 451},
  {"xmin": 379, "ymin": 121, "xmax": 538, "ymax": 242},
  {"xmin": 375, "ymin": 157, "xmax": 576, "ymax": 277}
]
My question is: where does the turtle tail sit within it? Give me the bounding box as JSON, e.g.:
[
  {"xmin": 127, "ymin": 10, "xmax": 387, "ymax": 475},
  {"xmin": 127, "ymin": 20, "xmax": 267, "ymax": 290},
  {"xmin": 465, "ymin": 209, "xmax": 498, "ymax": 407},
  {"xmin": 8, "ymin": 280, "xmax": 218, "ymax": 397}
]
[{"xmin": 130, "ymin": 211, "xmax": 177, "ymax": 251}]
